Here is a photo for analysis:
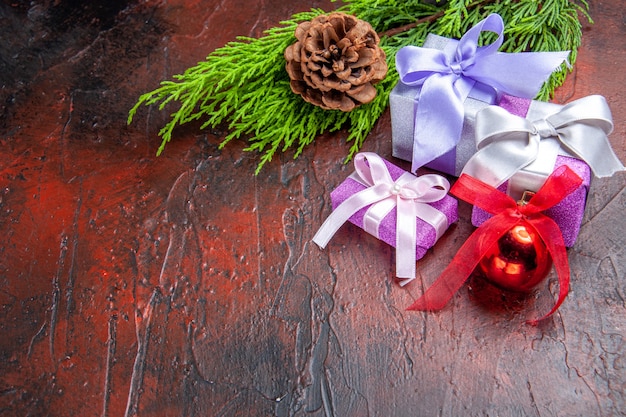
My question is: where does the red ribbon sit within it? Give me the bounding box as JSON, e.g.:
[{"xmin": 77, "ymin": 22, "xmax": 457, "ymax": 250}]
[{"xmin": 407, "ymin": 165, "xmax": 583, "ymax": 324}]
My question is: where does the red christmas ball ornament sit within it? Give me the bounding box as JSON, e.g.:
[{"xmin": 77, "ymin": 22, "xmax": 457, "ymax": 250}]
[{"xmin": 478, "ymin": 221, "xmax": 553, "ymax": 292}]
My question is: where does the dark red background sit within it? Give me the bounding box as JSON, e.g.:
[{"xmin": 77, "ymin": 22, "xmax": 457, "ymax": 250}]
[{"xmin": 1, "ymin": 1, "xmax": 624, "ymax": 416}]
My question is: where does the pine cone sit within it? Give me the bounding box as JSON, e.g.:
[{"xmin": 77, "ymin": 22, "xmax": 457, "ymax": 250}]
[{"xmin": 284, "ymin": 12, "xmax": 388, "ymax": 112}]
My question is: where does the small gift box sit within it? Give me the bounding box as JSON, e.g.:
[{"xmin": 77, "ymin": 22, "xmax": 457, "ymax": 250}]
[
  {"xmin": 464, "ymin": 94, "xmax": 624, "ymax": 247},
  {"xmin": 312, "ymin": 152, "xmax": 458, "ymax": 285},
  {"xmin": 390, "ymin": 13, "xmax": 569, "ymax": 175}
]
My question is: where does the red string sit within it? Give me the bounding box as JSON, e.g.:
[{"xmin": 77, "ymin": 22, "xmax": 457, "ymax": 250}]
[{"xmin": 407, "ymin": 165, "xmax": 583, "ymax": 323}]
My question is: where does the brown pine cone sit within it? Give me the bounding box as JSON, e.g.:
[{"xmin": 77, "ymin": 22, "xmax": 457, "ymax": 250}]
[{"xmin": 284, "ymin": 12, "xmax": 388, "ymax": 112}]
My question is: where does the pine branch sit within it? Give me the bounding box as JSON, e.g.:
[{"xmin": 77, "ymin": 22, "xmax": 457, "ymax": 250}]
[
  {"xmin": 128, "ymin": 0, "xmax": 590, "ymax": 172},
  {"xmin": 378, "ymin": 11, "xmax": 445, "ymax": 38}
]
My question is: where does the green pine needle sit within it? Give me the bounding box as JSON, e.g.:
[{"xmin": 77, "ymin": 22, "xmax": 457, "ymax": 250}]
[{"xmin": 128, "ymin": 0, "xmax": 590, "ymax": 173}]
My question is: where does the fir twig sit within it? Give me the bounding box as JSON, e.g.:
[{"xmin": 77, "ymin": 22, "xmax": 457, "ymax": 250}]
[{"xmin": 128, "ymin": 0, "xmax": 590, "ymax": 172}]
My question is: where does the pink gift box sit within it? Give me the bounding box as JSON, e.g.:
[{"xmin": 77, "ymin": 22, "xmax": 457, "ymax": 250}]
[
  {"xmin": 471, "ymin": 95, "xmax": 591, "ymax": 247},
  {"xmin": 331, "ymin": 157, "xmax": 458, "ymax": 258}
]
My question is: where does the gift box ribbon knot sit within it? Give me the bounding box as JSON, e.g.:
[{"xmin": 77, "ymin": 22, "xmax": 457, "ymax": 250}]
[
  {"xmin": 313, "ymin": 152, "xmax": 450, "ymax": 284},
  {"xmin": 395, "ymin": 13, "xmax": 569, "ymax": 172}
]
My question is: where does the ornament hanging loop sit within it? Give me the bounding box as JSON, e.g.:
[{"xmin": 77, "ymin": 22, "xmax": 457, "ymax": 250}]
[{"xmin": 517, "ymin": 190, "xmax": 536, "ymax": 207}]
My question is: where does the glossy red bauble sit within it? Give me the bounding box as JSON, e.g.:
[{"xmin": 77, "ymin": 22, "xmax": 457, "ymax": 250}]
[{"xmin": 478, "ymin": 222, "xmax": 552, "ymax": 292}]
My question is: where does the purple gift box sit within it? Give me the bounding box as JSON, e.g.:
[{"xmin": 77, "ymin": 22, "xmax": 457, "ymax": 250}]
[
  {"xmin": 471, "ymin": 95, "xmax": 591, "ymax": 247},
  {"xmin": 330, "ymin": 157, "xmax": 458, "ymax": 259}
]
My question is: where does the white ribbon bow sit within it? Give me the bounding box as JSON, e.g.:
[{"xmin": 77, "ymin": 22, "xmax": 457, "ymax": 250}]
[
  {"xmin": 463, "ymin": 95, "xmax": 623, "ymax": 187},
  {"xmin": 313, "ymin": 152, "xmax": 450, "ymax": 285}
]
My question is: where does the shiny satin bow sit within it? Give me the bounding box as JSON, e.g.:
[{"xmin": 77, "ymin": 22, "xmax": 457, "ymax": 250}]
[
  {"xmin": 312, "ymin": 152, "xmax": 450, "ymax": 285},
  {"xmin": 408, "ymin": 165, "xmax": 583, "ymax": 324},
  {"xmin": 395, "ymin": 13, "xmax": 569, "ymax": 172},
  {"xmin": 463, "ymin": 95, "xmax": 624, "ymax": 187}
]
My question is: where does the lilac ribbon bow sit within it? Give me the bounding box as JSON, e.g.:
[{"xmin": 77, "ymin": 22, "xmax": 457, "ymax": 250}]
[
  {"xmin": 462, "ymin": 95, "xmax": 623, "ymax": 187},
  {"xmin": 312, "ymin": 152, "xmax": 450, "ymax": 285},
  {"xmin": 395, "ymin": 13, "xmax": 570, "ymax": 172}
]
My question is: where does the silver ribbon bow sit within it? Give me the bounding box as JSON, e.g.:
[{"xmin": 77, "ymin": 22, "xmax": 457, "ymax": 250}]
[{"xmin": 463, "ymin": 95, "xmax": 624, "ymax": 187}]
